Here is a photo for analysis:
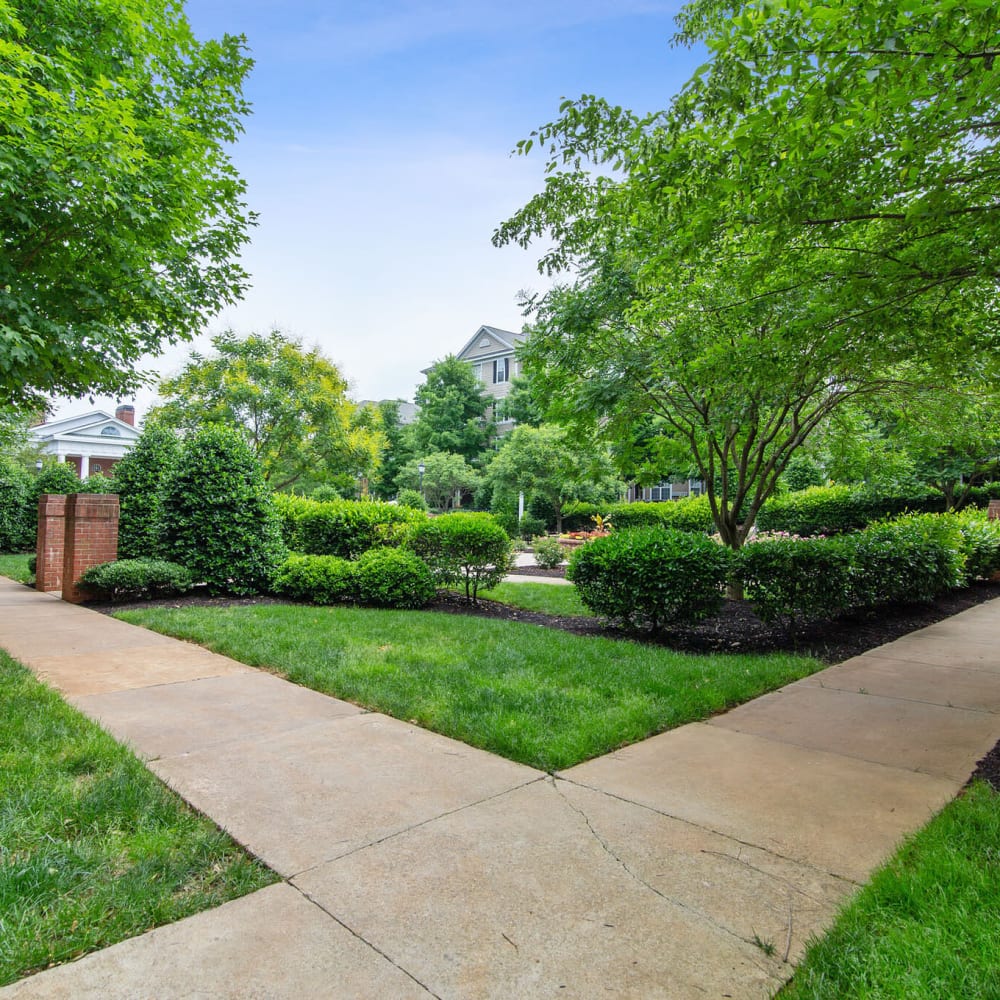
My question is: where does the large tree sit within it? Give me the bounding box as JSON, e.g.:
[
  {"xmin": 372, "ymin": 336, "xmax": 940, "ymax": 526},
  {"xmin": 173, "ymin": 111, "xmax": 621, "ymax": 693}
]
[
  {"xmin": 411, "ymin": 355, "xmax": 494, "ymax": 464},
  {"xmin": 0, "ymin": 0, "xmax": 254, "ymax": 406},
  {"xmin": 396, "ymin": 451, "xmax": 480, "ymax": 511},
  {"xmin": 495, "ymin": 0, "xmax": 998, "ymax": 548},
  {"xmin": 151, "ymin": 330, "xmax": 383, "ymax": 491}
]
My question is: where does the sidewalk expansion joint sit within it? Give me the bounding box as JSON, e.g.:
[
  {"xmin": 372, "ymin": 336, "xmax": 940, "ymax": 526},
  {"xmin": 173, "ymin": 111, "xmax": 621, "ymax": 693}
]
[
  {"xmin": 554, "ymin": 775, "xmax": 862, "ymax": 888},
  {"xmin": 289, "ymin": 774, "xmax": 548, "ymax": 879},
  {"xmin": 293, "ymin": 886, "xmax": 443, "ymax": 999},
  {"xmin": 547, "ymin": 776, "xmax": 787, "ymax": 981}
]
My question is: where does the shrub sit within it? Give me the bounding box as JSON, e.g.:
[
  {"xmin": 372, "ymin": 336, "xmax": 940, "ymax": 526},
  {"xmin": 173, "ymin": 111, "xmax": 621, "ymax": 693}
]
[
  {"xmin": 310, "ymin": 484, "xmax": 341, "ymax": 502},
  {"xmin": 159, "ymin": 426, "xmax": 285, "ymax": 595},
  {"xmin": 562, "ymin": 496, "xmax": 715, "ymax": 535},
  {"xmin": 517, "ymin": 515, "xmax": 547, "ymax": 541},
  {"xmin": 952, "ymin": 510, "xmax": 1000, "ymax": 581},
  {"xmin": 736, "ymin": 536, "xmax": 854, "ymax": 625},
  {"xmin": 33, "ymin": 462, "xmax": 82, "ymax": 500},
  {"xmin": 78, "ymin": 559, "xmax": 192, "ymax": 601},
  {"xmin": 81, "ymin": 472, "xmax": 116, "ymax": 494},
  {"xmin": 283, "ymin": 497, "xmax": 425, "ymax": 559},
  {"xmin": 0, "ymin": 459, "xmax": 35, "ymax": 551},
  {"xmin": 409, "ymin": 512, "xmax": 513, "ymax": 603},
  {"xmin": 568, "ymin": 527, "xmax": 732, "ymax": 630},
  {"xmin": 271, "ymin": 553, "xmax": 356, "ymax": 605},
  {"xmin": 353, "ymin": 548, "xmax": 436, "ymax": 609},
  {"xmin": 560, "ymin": 501, "xmax": 601, "ymax": 532},
  {"xmin": 396, "ymin": 488, "xmax": 428, "ymax": 512},
  {"xmin": 112, "ymin": 425, "xmax": 181, "ymax": 559},
  {"xmin": 532, "ymin": 535, "xmax": 567, "ymax": 569}
]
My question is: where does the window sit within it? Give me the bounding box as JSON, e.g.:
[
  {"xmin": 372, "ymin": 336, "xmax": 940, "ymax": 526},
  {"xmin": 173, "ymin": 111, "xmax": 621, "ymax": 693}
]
[
  {"xmin": 493, "ymin": 357, "xmax": 510, "ymax": 383},
  {"xmin": 100, "ymin": 425, "xmax": 121, "ymax": 437}
]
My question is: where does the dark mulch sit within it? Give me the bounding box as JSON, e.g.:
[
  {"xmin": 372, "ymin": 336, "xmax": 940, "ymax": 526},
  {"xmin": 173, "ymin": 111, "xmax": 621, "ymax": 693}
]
[
  {"xmin": 969, "ymin": 741, "xmax": 1000, "ymax": 793},
  {"xmin": 508, "ymin": 564, "xmax": 569, "ymax": 579}
]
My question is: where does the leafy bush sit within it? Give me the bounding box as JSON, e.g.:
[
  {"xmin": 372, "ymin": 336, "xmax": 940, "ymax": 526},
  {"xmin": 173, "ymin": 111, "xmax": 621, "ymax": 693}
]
[
  {"xmin": 517, "ymin": 515, "xmax": 547, "ymax": 541},
  {"xmin": 271, "ymin": 553, "xmax": 356, "ymax": 604},
  {"xmin": 353, "ymin": 548, "xmax": 436, "ymax": 609},
  {"xmin": 409, "ymin": 512, "xmax": 513, "ymax": 603},
  {"xmin": 558, "ymin": 501, "xmax": 601, "ymax": 532},
  {"xmin": 27, "ymin": 555, "xmax": 36, "ymax": 574},
  {"xmin": 0, "ymin": 459, "xmax": 35, "ymax": 551},
  {"xmin": 159, "ymin": 426, "xmax": 285, "ymax": 595},
  {"xmin": 112, "ymin": 426, "xmax": 181, "ymax": 559},
  {"xmin": 33, "ymin": 462, "xmax": 82, "ymax": 500},
  {"xmin": 736, "ymin": 536, "xmax": 854, "ymax": 625},
  {"xmin": 561, "ymin": 496, "xmax": 715, "ymax": 534},
  {"xmin": 532, "ymin": 535, "xmax": 567, "ymax": 569},
  {"xmin": 279, "ymin": 496, "xmax": 425, "ymax": 559},
  {"xmin": 952, "ymin": 510, "xmax": 1000, "ymax": 581},
  {"xmin": 81, "ymin": 472, "xmax": 116, "ymax": 494},
  {"xmin": 568, "ymin": 527, "xmax": 732, "ymax": 630},
  {"xmin": 78, "ymin": 559, "xmax": 192, "ymax": 601},
  {"xmin": 395, "ymin": 488, "xmax": 428, "ymax": 512},
  {"xmin": 310, "ymin": 484, "xmax": 341, "ymax": 502}
]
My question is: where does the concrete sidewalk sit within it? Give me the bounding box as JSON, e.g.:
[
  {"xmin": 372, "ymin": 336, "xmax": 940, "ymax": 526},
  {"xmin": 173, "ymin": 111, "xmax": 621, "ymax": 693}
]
[{"xmin": 2, "ymin": 577, "xmax": 998, "ymax": 999}]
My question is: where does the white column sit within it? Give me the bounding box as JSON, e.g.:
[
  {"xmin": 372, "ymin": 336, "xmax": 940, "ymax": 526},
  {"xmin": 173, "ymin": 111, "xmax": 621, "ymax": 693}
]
[{"xmin": 79, "ymin": 455, "xmax": 90, "ymax": 478}]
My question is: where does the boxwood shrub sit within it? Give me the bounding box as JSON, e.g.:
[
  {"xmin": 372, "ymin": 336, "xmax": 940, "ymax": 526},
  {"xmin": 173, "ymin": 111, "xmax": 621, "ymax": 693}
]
[
  {"xmin": 272, "ymin": 553, "xmax": 356, "ymax": 605},
  {"xmin": 78, "ymin": 559, "xmax": 193, "ymax": 601},
  {"xmin": 0, "ymin": 459, "xmax": 35, "ymax": 552},
  {"xmin": 408, "ymin": 512, "xmax": 512, "ymax": 603},
  {"xmin": 353, "ymin": 548, "xmax": 436, "ymax": 609},
  {"xmin": 567, "ymin": 527, "xmax": 732, "ymax": 631}
]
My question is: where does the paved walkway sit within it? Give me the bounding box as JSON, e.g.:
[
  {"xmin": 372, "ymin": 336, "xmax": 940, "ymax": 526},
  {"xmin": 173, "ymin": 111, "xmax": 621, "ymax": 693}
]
[{"xmin": 1, "ymin": 576, "xmax": 998, "ymax": 999}]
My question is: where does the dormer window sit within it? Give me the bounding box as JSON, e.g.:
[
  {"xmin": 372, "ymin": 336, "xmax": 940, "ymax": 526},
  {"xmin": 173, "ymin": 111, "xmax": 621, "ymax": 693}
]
[
  {"xmin": 493, "ymin": 358, "xmax": 509, "ymax": 383},
  {"xmin": 100, "ymin": 425, "xmax": 121, "ymax": 437}
]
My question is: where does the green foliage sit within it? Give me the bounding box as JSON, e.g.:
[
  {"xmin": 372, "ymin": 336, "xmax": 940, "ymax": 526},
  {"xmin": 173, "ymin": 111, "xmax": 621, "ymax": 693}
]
[
  {"xmin": 395, "ymin": 488, "xmax": 428, "ymax": 512},
  {"xmin": 80, "ymin": 472, "xmax": 115, "ymax": 494},
  {"xmin": 33, "ymin": 463, "xmax": 82, "ymax": 499},
  {"xmin": 516, "ymin": 515, "xmax": 547, "ymax": 541},
  {"xmin": 271, "ymin": 553, "xmax": 355, "ymax": 605},
  {"xmin": 396, "ymin": 451, "xmax": 480, "ymax": 511},
  {"xmin": 78, "ymin": 559, "xmax": 192, "ymax": 601},
  {"xmin": 411, "ymin": 355, "xmax": 493, "ymax": 464},
  {"xmin": 567, "ymin": 527, "xmax": 732, "ymax": 631},
  {"xmin": 280, "ymin": 496, "xmax": 425, "ymax": 559},
  {"xmin": 952, "ymin": 510, "xmax": 1000, "ymax": 582},
  {"xmin": 781, "ymin": 454, "xmax": 825, "ymax": 492},
  {"xmin": 159, "ymin": 426, "xmax": 285, "ymax": 595},
  {"xmin": 0, "ymin": 0, "xmax": 254, "ymax": 406},
  {"xmin": 531, "ymin": 535, "xmax": 567, "ymax": 569},
  {"xmin": 353, "ymin": 548, "xmax": 436, "ymax": 610},
  {"xmin": 151, "ymin": 330, "xmax": 382, "ymax": 492},
  {"xmin": 0, "ymin": 459, "xmax": 34, "ymax": 551},
  {"xmin": 111, "ymin": 426, "xmax": 181, "ymax": 560},
  {"xmin": 310, "ymin": 484, "xmax": 341, "ymax": 502},
  {"xmin": 408, "ymin": 512, "xmax": 513, "ymax": 603},
  {"xmin": 561, "ymin": 497, "xmax": 715, "ymax": 534}
]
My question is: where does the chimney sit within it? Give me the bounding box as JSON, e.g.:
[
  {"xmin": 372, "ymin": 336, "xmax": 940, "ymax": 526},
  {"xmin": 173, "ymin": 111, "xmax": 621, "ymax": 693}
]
[{"xmin": 115, "ymin": 404, "xmax": 135, "ymax": 426}]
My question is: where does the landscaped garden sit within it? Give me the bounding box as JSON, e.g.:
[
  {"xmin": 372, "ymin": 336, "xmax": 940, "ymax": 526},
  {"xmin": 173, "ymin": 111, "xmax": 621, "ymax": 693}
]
[{"xmin": 0, "ymin": 650, "xmax": 277, "ymax": 987}]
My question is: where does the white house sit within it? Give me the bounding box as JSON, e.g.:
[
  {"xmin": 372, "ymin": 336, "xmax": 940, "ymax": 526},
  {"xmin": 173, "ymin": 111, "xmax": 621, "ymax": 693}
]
[{"xmin": 29, "ymin": 406, "xmax": 141, "ymax": 478}]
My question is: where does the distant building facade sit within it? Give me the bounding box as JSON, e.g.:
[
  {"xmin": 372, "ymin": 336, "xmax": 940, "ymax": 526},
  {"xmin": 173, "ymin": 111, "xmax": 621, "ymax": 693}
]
[
  {"xmin": 448, "ymin": 324, "xmax": 528, "ymax": 433},
  {"xmin": 29, "ymin": 406, "xmax": 140, "ymax": 478}
]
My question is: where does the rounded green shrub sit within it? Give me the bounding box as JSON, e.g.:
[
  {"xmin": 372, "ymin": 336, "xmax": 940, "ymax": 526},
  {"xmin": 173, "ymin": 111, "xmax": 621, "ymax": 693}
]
[
  {"xmin": 395, "ymin": 488, "xmax": 428, "ymax": 512},
  {"xmin": 288, "ymin": 498, "xmax": 425, "ymax": 559},
  {"xmin": 0, "ymin": 459, "xmax": 35, "ymax": 552},
  {"xmin": 532, "ymin": 535, "xmax": 567, "ymax": 569},
  {"xmin": 408, "ymin": 512, "xmax": 512, "ymax": 603},
  {"xmin": 78, "ymin": 559, "xmax": 192, "ymax": 601},
  {"xmin": 272, "ymin": 553, "xmax": 356, "ymax": 604},
  {"xmin": 353, "ymin": 548, "xmax": 435, "ymax": 609},
  {"xmin": 953, "ymin": 510, "xmax": 1000, "ymax": 581},
  {"xmin": 310, "ymin": 484, "xmax": 342, "ymax": 502},
  {"xmin": 81, "ymin": 472, "xmax": 116, "ymax": 494},
  {"xmin": 567, "ymin": 527, "xmax": 732, "ymax": 630},
  {"xmin": 33, "ymin": 462, "xmax": 83, "ymax": 499},
  {"xmin": 112, "ymin": 425, "xmax": 181, "ymax": 559},
  {"xmin": 159, "ymin": 426, "xmax": 285, "ymax": 595}
]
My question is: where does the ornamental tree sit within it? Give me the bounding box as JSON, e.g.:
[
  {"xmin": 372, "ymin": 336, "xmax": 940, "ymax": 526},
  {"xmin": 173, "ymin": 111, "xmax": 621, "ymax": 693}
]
[
  {"xmin": 151, "ymin": 330, "xmax": 383, "ymax": 491},
  {"xmin": 0, "ymin": 0, "xmax": 255, "ymax": 406},
  {"xmin": 411, "ymin": 356, "xmax": 493, "ymax": 464}
]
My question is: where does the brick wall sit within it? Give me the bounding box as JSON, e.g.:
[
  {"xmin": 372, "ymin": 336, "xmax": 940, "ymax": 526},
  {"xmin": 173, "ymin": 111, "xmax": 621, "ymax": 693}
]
[
  {"xmin": 35, "ymin": 494, "xmax": 67, "ymax": 592},
  {"xmin": 60, "ymin": 493, "xmax": 120, "ymax": 603}
]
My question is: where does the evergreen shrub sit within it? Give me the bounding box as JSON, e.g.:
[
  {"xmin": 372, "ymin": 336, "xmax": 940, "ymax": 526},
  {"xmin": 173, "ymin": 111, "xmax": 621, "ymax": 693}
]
[
  {"xmin": 280, "ymin": 497, "xmax": 424, "ymax": 559},
  {"xmin": 396, "ymin": 488, "xmax": 428, "ymax": 512},
  {"xmin": 160, "ymin": 426, "xmax": 285, "ymax": 595},
  {"xmin": 112, "ymin": 426, "xmax": 181, "ymax": 559},
  {"xmin": 78, "ymin": 559, "xmax": 192, "ymax": 600},
  {"xmin": 0, "ymin": 459, "xmax": 35, "ymax": 551},
  {"xmin": 532, "ymin": 535, "xmax": 567, "ymax": 569},
  {"xmin": 272, "ymin": 553, "xmax": 355, "ymax": 604},
  {"xmin": 353, "ymin": 548, "xmax": 435, "ymax": 609},
  {"xmin": 409, "ymin": 512, "xmax": 512, "ymax": 603},
  {"xmin": 568, "ymin": 527, "xmax": 732, "ymax": 630}
]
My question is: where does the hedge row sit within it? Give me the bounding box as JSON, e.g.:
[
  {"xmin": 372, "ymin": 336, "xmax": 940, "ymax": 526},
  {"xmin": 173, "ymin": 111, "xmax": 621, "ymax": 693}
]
[
  {"xmin": 566, "ymin": 512, "xmax": 1000, "ymax": 631},
  {"xmin": 561, "ymin": 496, "xmax": 715, "ymax": 534}
]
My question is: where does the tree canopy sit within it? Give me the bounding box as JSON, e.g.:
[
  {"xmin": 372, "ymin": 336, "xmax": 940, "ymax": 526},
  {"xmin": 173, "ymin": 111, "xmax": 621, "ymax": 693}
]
[
  {"xmin": 0, "ymin": 0, "xmax": 254, "ymax": 405},
  {"xmin": 411, "ymin": 355, "xmax": 493, "ymax": 464},
  {"xmin": 495, "ymin": 0, "xmax": 999, "ymax": 547},
  {"xmin": 150, "ymin": 330, "xmax": 383, "ymax": 491}
]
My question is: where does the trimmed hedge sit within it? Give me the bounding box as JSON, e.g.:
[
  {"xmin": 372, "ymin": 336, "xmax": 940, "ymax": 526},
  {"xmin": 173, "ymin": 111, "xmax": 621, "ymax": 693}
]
[
  {"xmin": 78, "ymin": 559, "xmax": 192, "ymax": 601},
  {"xmin": 560, "ymin": 496, "xmax": 716, "ymax": 535},
  {"xmin": 274, "ymin": 494, "xmax": 425, "ymax": 559},
  {"xmin": 272, "ymin": 553, "xmax": 355, "ymax": 605},
  {"xmin": 567, "ymin": 527, "xmax": 732, "ymax": 631},
  {"xmin": 408, "ymin": 512, "xmax": 512, "ymax": 603},
  {"xmin": 353, "ymin": 548, "xmax": 436, "ymax": 609}
]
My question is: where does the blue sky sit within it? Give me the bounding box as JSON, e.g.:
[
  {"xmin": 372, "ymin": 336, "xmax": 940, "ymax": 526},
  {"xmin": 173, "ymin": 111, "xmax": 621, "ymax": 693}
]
[{"xmin": 62, "ymin": 2, "xmax": 705, "ymax": 419}]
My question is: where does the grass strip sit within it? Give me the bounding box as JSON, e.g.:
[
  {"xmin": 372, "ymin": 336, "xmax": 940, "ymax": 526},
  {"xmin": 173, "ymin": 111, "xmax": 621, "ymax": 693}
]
[
  {"xmin": 779, "ymin": 782, "xmax": 1000, "ymax": 1000},
  {"xmin": 0, "ymin": 552, "xmax": 32, "ymax": 583},
  {"xmin": 0, "ymin": 651, "xmax": 277, "ymax": 987},
  {"xmin": 115, "ymin": 603, "xmax": 819, "ymax": 771},
  {"xmin": 479, "ymin": 580, "xmax": 593, "ymax": 617}
]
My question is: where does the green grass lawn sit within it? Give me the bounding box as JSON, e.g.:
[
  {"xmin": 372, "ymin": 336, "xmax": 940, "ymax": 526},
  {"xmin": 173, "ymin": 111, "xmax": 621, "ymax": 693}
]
[
  {"xmin": 116, "ymin": 603, "xmax": 820, "ymax": 771},
  {"xmin": 479, "ymin": 580, "xmax": 593, "ymax": 617},
  {"xmin": 0, "ymin": 551, "xmax": 32, "ymax": 583},
  {"xmin": 779, "ymin": 781, "xmax": 1000, "ymax": 999},
  {"xmin": 0, "ymin": 651, "xmax": 278, "ymax": 987}
]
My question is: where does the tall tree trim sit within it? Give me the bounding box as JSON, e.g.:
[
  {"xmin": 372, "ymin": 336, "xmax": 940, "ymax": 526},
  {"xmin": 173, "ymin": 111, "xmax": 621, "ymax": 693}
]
[{"xmin": 0, "ymin": 0, "xmax": 255, "ymax": 405}]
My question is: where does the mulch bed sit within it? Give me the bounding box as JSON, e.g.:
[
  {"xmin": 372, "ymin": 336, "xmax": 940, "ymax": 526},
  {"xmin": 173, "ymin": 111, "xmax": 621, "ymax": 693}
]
[{"xmin": 507, "ymin": 564, "xmax": 569, "ymax": 579}]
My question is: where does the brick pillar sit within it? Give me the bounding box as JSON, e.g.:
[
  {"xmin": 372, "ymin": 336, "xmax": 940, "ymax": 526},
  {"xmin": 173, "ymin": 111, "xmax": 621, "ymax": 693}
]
[
  {"xmin": 988, "ymin": 500, "xmax": 1000, "ymax": 521},
  {"xmin": 36, "ymin": 494, "xmax": 67, "ymax": 592},
  {"xmin": 62, "ymin": 493, "xmax": 120, "ymax": 604}
]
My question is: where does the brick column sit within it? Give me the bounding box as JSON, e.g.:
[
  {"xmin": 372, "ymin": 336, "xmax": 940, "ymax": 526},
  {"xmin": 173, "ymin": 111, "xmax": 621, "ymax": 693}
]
[
  {"xmin": 36, "ymin": 494, "xmax": 67, "ymax": 592},
  {"xmin": 62, "ymin": 493, "xmax": 120, "ymax": 604}
]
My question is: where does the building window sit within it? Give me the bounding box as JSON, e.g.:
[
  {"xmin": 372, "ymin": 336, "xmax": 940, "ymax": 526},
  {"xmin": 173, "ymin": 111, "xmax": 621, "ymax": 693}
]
[
  {"xmin": 101, "ymin": 425, "xmax": 121, "ymax": 437},
  {"xmin": 493, "ymin": 357, "xmax": 509, "ymax": 383}
]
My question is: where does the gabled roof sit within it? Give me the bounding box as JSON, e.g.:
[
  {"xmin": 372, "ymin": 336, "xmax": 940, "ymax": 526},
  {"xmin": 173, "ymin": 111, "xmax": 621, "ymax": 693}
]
[
  {"xmin": 453, "ymin": 325, "xmax": 526, "ymax": 363},
  {"xmin": 30, "ymin": 410, "xmax": 141, "ymax": 445}
]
